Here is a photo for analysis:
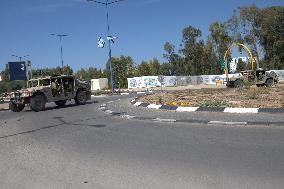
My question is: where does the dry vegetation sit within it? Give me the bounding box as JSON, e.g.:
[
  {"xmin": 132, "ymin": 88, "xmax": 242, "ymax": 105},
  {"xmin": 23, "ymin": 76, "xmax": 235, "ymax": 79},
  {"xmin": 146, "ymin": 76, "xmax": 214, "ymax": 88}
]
[{"xmin": 139, "ymin": 84, "xmax": 284, "ymax": 108}]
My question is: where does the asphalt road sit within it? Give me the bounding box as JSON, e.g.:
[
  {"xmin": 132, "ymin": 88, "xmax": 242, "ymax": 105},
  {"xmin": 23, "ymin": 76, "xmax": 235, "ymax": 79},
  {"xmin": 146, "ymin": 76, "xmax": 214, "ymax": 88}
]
[{"xmin": 0, "ymin": 95, "xmax": 284, "ymax": 189}]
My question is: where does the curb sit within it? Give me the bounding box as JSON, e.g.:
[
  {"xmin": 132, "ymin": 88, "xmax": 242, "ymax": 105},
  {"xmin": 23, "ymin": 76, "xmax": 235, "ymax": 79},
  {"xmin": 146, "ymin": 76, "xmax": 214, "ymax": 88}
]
[
  {"xmin": 99, "ymin": 102, "xmax": 284, "ymax": 127},
  {"xmin": 92, "ymin": 90, "xmax": 153, "ymax": 96},
  {"xmin": 130, "ymin": 98, "xmax": 284, "ymax": 114},
  {"xmin": 0, "ymin": 103, "xmax": 9, "ymax": 112},
  {"xmin": 0, "ymin": 108, "xmax": 9, "ymax": 112}
]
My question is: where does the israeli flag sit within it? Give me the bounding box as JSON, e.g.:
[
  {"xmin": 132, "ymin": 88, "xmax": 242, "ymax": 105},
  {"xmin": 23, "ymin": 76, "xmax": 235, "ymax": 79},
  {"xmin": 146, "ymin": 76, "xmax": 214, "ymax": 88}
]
[
  {"xmin": 107, "ymin": 36, "xmax": 117, "ymax": 44},
  {"xmin": 98, "ymin": 37, "xmax": 105, "ymax": 48}
]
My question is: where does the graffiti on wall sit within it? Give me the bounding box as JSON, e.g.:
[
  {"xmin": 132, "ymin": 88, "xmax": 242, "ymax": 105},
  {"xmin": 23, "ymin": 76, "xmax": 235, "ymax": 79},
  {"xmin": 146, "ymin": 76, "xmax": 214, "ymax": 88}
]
[
  {"xmin": 176, "ymin": 76, "xmax": 191, "ymax": 86},
  {"xmin": 127, "ymin": 77, "xmax": 145, "ymax": 88},
  {"xmin": 162, "ymin": 76, "xmax": 177, "ymax": 86},
  {"xmin": 127, "ymin": 70, "xmax": 283, "ymax": 88},
  {"xmin": 143, "ymin": 76, "xmax": 160, "ymax": 87}
]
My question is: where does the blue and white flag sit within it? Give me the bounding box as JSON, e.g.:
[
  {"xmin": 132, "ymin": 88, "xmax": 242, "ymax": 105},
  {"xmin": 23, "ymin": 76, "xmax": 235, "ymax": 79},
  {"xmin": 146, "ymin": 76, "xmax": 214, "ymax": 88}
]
[
  {"xmin": 107, "ymin": 36, "xmax": 118, "ymax": 44},
  {"xmin": 98, "ymin": 37, "xmax": 105, "ymax": 48}
]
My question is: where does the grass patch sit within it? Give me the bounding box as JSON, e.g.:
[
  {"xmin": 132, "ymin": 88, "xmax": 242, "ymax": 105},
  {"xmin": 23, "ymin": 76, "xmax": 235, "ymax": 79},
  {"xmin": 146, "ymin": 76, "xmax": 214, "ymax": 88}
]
[{"xmin": 198, "ymin": 99, "xmax": 228, "ymax": 107}]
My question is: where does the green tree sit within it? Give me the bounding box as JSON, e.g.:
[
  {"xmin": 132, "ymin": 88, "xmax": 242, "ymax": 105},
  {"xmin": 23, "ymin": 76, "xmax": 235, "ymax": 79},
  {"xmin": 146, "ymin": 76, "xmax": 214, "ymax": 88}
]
[
  {"xmin": 163, "ymin": 42, "xmax": 186, "ymax": 75},
  {"xmin": 236, "ymin": 58, "xmax": 245, "ymax": 73},
  {"xmin": 159, "ymin": 62, "xmax": 172, "ymax": 75},
  {"xmin": 148, "ymin": 58, "xmax": 161, "ymax": 76},
  {"xmin": 105, "ymin": 55, "xmax": 136, "ymax": 88},
  {"xmin": 258, "ymin": 6, "xmax": 284, "ymax": 69},
  {"xmin": 137, "ymin": 61, "xmax": 151, "ymax": 76},
  {"xmin": 239, "ymin": 5, "xmax": 262, "ymax": 68},
  {"xmin": 208, "ymin": 22, "xmax": 232, "ymax": 64},
  {"xmin": 201, "ymin": 40, "xmax": 219, "ymax": 75},
  {"xmin": 180, "ymin": 25, "xmax": 205, "ymax": 75}
]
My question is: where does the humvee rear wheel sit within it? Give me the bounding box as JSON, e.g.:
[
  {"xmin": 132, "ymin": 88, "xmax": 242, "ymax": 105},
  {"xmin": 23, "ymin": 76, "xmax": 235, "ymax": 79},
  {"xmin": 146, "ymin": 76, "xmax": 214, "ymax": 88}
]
[
  {"xmin": 55, "ymin": 100, "xmax": 67, "ymax": 106},
  {"xmin": 75, "ymin": 90, "xmax": 87, "ymax": 105},
  {"xmin": 9, "ymin": 102, "xmax": 25, "ymax": 112},
  {"xmin": 265, "ymin": 78, "xmax": 274, "ymax": 87},
  {"xmin": 30, "ymin": 95, "xmax": 46, "ymax": 112}
]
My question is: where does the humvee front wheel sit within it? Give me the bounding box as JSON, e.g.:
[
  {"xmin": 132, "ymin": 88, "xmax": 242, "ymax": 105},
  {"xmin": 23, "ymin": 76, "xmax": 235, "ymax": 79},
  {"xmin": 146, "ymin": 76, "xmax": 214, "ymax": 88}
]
[
  {"xmin": 55, "ymin": 100, "xmax": 67, "ymax": 106},
  {"xmin": 30, "ymin": 95, "xmax": 46, "ymax": 112},
  {"xmin": 9, "ymin": 102, "xmax": 25, "ymax": 112},
  {"xmin": 265, "ymin": 78, "xmax": 274, "ymax": 87},
  {"xmin": 75, "ymin": 90, "xmax": 87, "ymax": 105}
]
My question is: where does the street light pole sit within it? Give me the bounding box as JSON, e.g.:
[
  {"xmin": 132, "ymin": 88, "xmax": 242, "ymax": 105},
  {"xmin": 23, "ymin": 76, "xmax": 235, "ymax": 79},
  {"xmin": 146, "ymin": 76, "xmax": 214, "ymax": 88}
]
[
  {"xmin": 12, "ymin": 54, "xmax": 29, "ymax": 61},
  {"xmin": 51, "ymin": 34, "xmax": 68, "ymax": 73},
  {"xmin": 87, "ymin": 0, "xmax": 123, "ymax": 95}
]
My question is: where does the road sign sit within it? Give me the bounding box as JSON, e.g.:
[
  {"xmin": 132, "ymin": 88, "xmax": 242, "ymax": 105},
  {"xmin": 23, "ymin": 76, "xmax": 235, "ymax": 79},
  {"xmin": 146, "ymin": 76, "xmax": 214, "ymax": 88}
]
[{"xmin": 8, "ymin": 61, "xmax": 28, "ymax": 80}]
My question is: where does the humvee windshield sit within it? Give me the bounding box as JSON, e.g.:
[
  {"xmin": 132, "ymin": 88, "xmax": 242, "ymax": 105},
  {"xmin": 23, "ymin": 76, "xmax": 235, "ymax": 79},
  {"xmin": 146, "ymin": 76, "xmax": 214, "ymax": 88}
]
[
  {"xmin": 28, "ymin": 80, "xmax": 39, "ymax": 88},
  {"xmin": 39, "ymin": 79, "xmax": 51, "ymax": 86},
  {"xmin": 27, "ymin": 79, "xmax": 51, "ymax": 87}
]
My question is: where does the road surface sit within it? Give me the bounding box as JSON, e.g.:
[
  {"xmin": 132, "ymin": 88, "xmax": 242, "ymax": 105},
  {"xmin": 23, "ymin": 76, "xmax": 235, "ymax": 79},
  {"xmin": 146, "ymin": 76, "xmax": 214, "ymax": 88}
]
[{"xmin": 0, "ymin": 95, "xmax": 284, "ymax": 189}]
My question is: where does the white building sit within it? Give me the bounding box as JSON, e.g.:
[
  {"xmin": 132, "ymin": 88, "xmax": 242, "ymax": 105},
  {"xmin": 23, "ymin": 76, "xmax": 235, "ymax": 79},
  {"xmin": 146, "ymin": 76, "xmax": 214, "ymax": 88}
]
[
  {"xmin": 91, "ymin": 78, "xmax": 108, "ymax": 91},
  {"xmin": 229, "ymin": 57, "xmax": 249, "ymax": 73},
  {"xmin": 0, "ymin": 75, "xmax": 2, "ymax": 82}
]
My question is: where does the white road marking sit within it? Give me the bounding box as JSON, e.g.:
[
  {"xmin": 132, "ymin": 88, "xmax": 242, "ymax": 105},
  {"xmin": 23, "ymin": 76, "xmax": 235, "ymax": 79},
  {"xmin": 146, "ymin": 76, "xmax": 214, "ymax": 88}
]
[
  {"xmin": 91, "ymin": 95, "xmax": 108, "ymax": 98},
  {"xmin": 176, "ymin": 107, "xmax": 199, "ymax": 112},
  {"xmin": 147, "ymin": 104, "xmax": 162, "ymax": 109},
  {"xmin": 120, "ymin": 115, "xmax": 136, "ymax": 119},
  {"xmin": 208, "ymin": 121, "xmax": 247, "ymax": 125},
  {"xmin": 99, "ymin": 107, "xmax": 106, "ymax": 111},
  {"xmin": 152, "ymin": 118, "xmax": 176, "ymax": 122},
  {"xmin": 105, "ymin": 110, "xmax": 113, "ymax": 114},
  {"xmin": 134, "ymin": 102, "xmax": 142, "ymax": 106}
]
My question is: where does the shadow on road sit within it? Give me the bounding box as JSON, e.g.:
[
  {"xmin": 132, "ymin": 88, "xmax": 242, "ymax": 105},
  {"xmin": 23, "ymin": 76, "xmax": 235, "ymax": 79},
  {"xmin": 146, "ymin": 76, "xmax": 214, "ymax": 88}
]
[
  {"xmin": 24, "ymin": 100, "xmax": 98, "ymax": 112},
  {"xmin": 0, "ymin": 114, "xmax": 105, "ymax": 140}
]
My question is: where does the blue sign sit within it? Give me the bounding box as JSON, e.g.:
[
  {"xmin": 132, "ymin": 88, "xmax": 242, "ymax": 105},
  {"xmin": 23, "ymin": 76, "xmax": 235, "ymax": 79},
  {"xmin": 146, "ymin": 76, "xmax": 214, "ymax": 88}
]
[{"xmin": 8, "ymin": 61, "xmax": 28, "ymax": 80}]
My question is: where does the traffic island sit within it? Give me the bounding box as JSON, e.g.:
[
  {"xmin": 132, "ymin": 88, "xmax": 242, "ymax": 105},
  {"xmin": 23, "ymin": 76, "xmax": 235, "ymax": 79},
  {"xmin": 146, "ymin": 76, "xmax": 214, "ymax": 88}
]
[{"xmin": 132, "ymin": 84, "xmax": 284, "ymax": 113}]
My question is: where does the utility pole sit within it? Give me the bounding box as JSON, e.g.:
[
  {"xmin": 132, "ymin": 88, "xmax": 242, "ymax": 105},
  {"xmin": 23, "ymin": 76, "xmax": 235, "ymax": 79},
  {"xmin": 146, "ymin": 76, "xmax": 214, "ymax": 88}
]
[
  {"xmin": 51, "ymin": 34, "xmax": 68, "ymax": 73},
  {"xmin": 11, "ymin": 54, "xmax": 29, "ymax": 61},
  {"xmin": 87, "ymin": 0, "xmax": 124, "ymax": 95}
]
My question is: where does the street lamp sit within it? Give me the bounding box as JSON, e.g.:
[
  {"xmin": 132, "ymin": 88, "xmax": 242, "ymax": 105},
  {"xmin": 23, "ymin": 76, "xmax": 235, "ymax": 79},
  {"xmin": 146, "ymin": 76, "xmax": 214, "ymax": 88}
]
[
  {"xmin": 51, "ymin": 33, "xmax": 68, "ymax": 73},
  {"xmin": 87, "ymin": 0, "xmax": 124, "ymax": 95},
  {"xmin": 11, "ymin": 54, "xmax": 29, "ymax": 61}
]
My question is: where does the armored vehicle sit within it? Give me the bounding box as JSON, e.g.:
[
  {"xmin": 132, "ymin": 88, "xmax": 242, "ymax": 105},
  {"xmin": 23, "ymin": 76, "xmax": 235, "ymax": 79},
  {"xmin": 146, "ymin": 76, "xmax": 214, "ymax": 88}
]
[
  {"xmin": 226, "ymin": 68, "xmax": 278, "ymax": 88},
  {"xmin": 9, "ymin": 75, "xmax": 91, "ymax": 112}
]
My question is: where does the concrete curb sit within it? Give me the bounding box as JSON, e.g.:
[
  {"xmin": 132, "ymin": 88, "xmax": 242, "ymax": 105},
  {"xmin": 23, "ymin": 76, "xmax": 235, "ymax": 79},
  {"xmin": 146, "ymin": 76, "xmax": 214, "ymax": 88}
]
[
  {"xmin": 130, "ymin": 97, "xmax": 284, "ymax": 114},
  {"xmin": 99, "ymin": 101, "xmax": 284, "ymax": 126},
  {"xmin": 0, "ymin": 103, "xmax": 9, "ymax": 112}
]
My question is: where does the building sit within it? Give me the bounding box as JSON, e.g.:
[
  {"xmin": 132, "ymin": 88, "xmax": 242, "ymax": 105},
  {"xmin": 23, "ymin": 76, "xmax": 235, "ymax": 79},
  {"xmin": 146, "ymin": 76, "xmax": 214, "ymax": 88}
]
[
  {"xmin": 229, "ymin": 57, "xmax": 248, "ymax": 73},
  {"xmin": 91, "ymin": 78, "xmax": 108, "ymax": 91}
]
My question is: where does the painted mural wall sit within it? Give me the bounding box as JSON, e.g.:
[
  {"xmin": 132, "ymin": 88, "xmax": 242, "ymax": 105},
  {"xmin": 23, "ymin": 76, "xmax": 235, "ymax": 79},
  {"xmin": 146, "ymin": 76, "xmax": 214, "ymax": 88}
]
[
  {"xmin": 127, "ymin": 76, "xmax": 161, "ymax": 89},
  {"xmin": 127, "ymin": 70, "xmax": 283, "ymax": 89}
]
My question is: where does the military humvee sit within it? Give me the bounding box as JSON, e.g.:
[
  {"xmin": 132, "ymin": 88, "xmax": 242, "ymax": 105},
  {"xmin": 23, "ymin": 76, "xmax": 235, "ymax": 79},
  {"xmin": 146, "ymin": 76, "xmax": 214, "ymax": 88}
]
[
  {"xmin": 226, "ymin": 68, "xmax": 278, "ymax": 88},
  {"xmin": 9, "ymin": 75, "xmax": 91, "ymax": 112}
]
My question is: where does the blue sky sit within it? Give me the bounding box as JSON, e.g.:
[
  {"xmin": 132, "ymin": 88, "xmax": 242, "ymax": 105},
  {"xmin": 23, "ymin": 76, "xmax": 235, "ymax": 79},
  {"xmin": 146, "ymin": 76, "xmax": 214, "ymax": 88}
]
[{"xmin": 0, "ymin": 0, "xmax": 283, "ymax": 72}]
